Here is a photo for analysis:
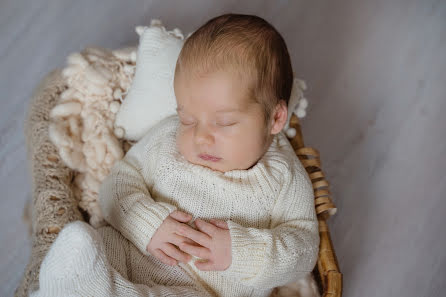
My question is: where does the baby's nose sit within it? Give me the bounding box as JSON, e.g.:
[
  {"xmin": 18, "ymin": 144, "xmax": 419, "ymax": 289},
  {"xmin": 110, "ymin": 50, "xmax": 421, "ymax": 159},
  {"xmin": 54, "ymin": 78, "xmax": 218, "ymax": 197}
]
[{"xmin": 194, "ymin": 124, "xmax": 215, "ymax": 145}]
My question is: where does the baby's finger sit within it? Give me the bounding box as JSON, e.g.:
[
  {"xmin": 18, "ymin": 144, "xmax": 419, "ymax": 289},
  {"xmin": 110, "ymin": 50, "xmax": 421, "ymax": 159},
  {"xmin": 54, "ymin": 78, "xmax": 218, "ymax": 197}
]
[
  {"xmin": 179, "ymin": 242, "xmax": 211, "ymax": 260},
  {"xmin": 194, "ymin": 259, "xmax": 214, "ymax": 271},
  {"xmin": 195, "ymin": 218, "xmax": 219, "ymax": 236},
  {"xmin": 153, "ymin": 248, "xmax": 177, "ymax": 266},
  {"xmin": 209, "ymin": 219, "xmax": 229, "ymax": 229},
  {"xmin": 183, "ymin": 237, "xmax": 198, "ymax": 245},
  {"xmin": 170, "ymin": 233, "xmax": 199, "ymax": 247},
  {"xmin": 177, "ymin": 223, "xmax": 211, "ymax": 247},
  {"xmin": 162, "ymin": 243, "xmax": 191, "ymax": 264},
  {"xmin": 169, "ymin": 210, "xmax": 192, "ymax": 223}
]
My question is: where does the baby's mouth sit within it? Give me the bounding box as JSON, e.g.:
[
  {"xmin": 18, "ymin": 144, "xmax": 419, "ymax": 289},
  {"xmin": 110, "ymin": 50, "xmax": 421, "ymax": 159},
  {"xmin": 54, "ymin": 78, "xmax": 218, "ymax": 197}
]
[{"xmin": 198, "ymin": 154, "xmax": 221, "ymax": 162}]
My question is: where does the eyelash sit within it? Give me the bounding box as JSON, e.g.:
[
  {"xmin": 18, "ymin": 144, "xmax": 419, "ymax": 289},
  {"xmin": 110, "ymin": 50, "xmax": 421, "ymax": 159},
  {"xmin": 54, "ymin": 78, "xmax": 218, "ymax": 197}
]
[{"xmin": 180, "ymin": 121, "xmax": 237, "ymax": 127}]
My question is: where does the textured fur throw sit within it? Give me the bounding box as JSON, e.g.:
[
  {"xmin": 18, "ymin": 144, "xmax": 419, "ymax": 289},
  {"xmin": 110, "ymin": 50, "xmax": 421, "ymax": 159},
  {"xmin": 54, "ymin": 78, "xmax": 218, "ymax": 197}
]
[{"xmin": 48, "ymin": 47, "xmax": 137, "ymax": 227}]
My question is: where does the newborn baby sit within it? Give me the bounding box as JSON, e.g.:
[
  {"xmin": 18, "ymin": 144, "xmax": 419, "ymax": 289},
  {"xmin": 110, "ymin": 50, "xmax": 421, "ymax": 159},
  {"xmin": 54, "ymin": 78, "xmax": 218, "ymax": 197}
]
[{"xmin": 30, "ymin": 13, "xmax": 319, "ymax": 297}]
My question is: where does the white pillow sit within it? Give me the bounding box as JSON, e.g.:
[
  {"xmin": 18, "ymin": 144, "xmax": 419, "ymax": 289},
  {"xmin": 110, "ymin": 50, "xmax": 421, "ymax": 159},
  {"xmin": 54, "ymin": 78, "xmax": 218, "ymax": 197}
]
[
  {"xmin": 114, "ymin": 20, "xmax": 189, "ymax": 141},
  {"xmin": 115, "ymin": 19, "xmax": 308, "ymax": 141}
]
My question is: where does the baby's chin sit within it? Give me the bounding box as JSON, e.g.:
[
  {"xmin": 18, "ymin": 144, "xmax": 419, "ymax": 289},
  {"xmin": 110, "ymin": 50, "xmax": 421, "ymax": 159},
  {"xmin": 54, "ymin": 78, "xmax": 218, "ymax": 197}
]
[{"xmin": 187, "ymin": 156, "xmax": 257, "ymax": 173}]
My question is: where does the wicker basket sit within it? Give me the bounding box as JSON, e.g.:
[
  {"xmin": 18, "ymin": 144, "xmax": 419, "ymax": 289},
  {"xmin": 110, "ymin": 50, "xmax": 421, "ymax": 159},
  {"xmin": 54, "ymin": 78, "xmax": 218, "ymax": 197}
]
[{"xmin": 15, "ymin": 64, "xmax": 342, "ymax": 297}]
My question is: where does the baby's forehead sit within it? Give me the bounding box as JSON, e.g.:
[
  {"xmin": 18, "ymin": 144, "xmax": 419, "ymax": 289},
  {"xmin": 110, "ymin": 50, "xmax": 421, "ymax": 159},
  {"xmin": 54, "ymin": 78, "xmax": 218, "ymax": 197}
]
[
  {"xmin": 178, "ymin": 69, "xmax": 255, "ymax": 90},
  {"xmin": 177, "ymin": 96, "xmax": 253, "ymax": 112}
]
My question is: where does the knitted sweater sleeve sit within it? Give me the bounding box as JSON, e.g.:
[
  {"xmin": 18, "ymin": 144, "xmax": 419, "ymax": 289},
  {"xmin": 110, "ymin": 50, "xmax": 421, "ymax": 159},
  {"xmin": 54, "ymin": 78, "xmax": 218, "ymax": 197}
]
[
  {"xmin": 98, "ymin": 118, "xmax": 178, "ymax": 257},
  {"xmin": 219, "ymin": 163, "xmax": 320, "ymax": 289}
]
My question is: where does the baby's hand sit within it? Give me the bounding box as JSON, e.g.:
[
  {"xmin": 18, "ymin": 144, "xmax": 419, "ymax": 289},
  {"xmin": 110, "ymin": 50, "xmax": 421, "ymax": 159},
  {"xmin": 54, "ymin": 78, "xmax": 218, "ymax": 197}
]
[
  {"xmin": 146, "ymin": 210, "xmax": 200, "ymax": 266},
  {"xmin": 177, "ymin": 218, "xmax": 232, "ymax": 271}
]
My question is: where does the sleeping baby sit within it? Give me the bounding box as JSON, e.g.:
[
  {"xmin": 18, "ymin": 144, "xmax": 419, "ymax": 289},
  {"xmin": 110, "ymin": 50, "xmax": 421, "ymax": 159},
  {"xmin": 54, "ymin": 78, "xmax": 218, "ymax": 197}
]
[{"xmin": 30, "ymin": 13, "xmax": 320, "ymax": 297}]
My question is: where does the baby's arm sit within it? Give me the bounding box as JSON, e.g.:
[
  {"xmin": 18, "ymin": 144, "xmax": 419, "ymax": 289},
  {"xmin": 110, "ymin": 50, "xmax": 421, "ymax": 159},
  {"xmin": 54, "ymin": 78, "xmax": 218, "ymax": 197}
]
[
  {"xmin": 98, "ymin": 121, "xmax": 178, "ymax": 257},
  {"xmin": 219, "ymin": 167, "xmax": 320, "ymax": 290}
]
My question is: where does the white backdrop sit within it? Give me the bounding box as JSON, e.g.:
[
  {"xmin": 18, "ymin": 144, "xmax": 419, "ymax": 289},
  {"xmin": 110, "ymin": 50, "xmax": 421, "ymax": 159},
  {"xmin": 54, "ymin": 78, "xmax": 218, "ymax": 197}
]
[{"xmin": 1, "ymin": 1, "xmax": 445, "ymax": 296}]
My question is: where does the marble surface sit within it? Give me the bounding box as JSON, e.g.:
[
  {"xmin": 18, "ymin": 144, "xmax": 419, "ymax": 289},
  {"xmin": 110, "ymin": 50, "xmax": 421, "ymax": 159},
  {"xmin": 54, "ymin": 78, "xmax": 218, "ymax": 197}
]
[{"xmin": 1, "ymin": 0, "xmax": 445, "ymax": 296}]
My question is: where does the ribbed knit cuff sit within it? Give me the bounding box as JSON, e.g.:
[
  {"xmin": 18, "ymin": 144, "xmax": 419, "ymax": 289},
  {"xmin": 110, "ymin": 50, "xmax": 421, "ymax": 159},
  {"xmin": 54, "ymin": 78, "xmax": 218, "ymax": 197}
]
[
  {"xmin": 219, "ymin": 220, "xmax": 268, "ymax": 284},
  {"xmin": 121, "ymin": 200, "xmax": 177, "ymax": 257}
]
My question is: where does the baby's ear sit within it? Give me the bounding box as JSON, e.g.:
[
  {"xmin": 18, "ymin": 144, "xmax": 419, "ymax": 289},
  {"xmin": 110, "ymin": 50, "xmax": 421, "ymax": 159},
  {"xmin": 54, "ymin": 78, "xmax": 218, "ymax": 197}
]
[{"xmin": 269, "ymin": 100, "xmax": 288, "ymax": 135}]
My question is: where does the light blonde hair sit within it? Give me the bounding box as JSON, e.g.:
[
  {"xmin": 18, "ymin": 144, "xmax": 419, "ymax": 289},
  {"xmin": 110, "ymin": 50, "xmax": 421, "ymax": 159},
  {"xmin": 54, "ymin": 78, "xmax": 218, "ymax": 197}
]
[{"xmin": 174, "ymin": 13, "xmax": 293, "ymax": 125}]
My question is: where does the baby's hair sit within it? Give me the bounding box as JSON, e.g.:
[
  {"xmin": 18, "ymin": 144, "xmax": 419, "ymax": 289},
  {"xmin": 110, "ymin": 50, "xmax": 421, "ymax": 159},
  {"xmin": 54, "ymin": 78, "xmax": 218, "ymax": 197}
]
[{"xmin": 175, "ymin": 13, "xmax": 293, "ymax": 125}]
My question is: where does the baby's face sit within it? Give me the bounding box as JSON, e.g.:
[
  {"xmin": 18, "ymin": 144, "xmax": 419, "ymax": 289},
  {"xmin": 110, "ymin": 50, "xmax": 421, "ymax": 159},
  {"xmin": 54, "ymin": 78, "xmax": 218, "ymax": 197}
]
[{"xmin": 174, "ymin": 70, "xmax": 272, "ymax": 173}]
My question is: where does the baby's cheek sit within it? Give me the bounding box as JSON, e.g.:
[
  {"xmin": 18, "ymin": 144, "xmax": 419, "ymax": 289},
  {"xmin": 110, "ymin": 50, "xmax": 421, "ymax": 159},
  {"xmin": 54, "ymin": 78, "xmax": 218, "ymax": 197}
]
[
  {"xmin": 176, "ymin": 134, "xmax": 187, "ymax": 155},
  {"xmin": 179, "ymin": 133, "xmax": 196, "ymax": 158}
]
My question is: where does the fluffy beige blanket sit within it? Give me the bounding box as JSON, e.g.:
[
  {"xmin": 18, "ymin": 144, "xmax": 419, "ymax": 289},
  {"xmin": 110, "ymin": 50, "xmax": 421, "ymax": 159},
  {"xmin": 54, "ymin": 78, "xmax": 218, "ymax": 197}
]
[{"xmin": 47, "ymin": 46, "xmax": 138, "ymax": 227}]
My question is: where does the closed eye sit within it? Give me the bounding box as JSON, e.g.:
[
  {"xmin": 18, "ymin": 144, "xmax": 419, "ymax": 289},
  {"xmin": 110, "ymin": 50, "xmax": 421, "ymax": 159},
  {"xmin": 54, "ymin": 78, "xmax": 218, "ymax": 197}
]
[
  {"xmin": 217, "ymin": 122, "xmax": 237, "ymax": 127},
  {"xmin": 180, "ymin": 121, "xmax": 195, "ymax": 126}
]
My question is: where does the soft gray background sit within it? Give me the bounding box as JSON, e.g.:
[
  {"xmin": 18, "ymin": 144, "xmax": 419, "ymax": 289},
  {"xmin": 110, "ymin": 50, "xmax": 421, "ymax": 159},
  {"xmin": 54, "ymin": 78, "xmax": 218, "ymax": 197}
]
[{"xmin": 1, "ymin": 0, "xmax": 445, "ymax": 296}]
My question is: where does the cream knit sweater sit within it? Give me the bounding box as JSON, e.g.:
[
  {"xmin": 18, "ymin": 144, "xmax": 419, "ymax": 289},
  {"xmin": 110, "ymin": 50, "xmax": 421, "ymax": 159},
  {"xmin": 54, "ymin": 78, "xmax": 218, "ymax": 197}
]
[{"xmin": 31, "ymin": 114, "xmax": 320, "ymax": 297}]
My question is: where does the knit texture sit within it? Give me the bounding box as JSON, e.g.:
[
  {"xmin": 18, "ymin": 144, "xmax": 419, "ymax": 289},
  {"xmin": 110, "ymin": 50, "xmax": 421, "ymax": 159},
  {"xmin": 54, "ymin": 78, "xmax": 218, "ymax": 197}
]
[
  {"xmin": 97, "ymin": 114, "xmax": 320, "ymax": 297},
  {"xmin": 30, "ymin": 221, "xmax": 214, "ymax": 297},
  {"xmin": 15, "ymin": 69, "xmax": 84, "ymax": 297}
]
